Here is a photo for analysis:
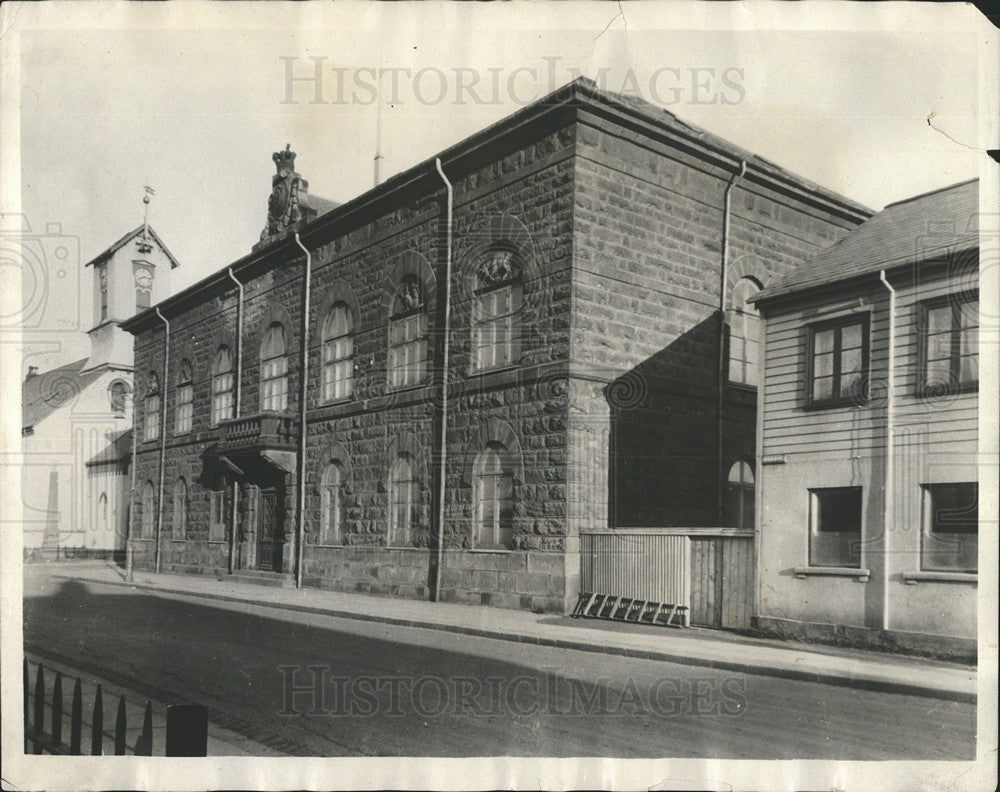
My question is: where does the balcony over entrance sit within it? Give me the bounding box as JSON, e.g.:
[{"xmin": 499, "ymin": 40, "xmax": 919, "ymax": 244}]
[{"xmin": 215, "ymin": 411, "xmax": 297, "ymax": 454}]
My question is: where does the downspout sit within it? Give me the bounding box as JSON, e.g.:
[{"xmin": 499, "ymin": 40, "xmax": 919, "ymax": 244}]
[
  {"xmin": 433, "ymin": 158, "xmax": 453, "ymax": 603},
  {"xmin": 125, "ymin": 389, "xmax": 139, "ymax": 583},
  {"xmin": 293, "ymin": 233, "xmax": 312, "ymax": 589},
  {"xmin": 154, "ymin": 307, "xmax": 170, "ymax": 575},
  {"xmin": 226, "ymin": 267, "xmax": 244, "ymax": 575},
  {"xmin": 717, "ymin": 160, "xmax": 747, "ymax": 521},
  {"xmin": 879, "ymin": 270, "xmax": 896, "ymax": 632}
]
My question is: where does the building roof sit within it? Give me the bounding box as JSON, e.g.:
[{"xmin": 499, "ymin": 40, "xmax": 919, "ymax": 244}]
[
  {"xmin": 753, "ymin": 178, "xmax": 979, "ymax": 305},
  {"xmin": 22, "ymin": 358, "xmax": 105, "ymax": 430},
  {"xmin": 82, "ymin": 224, "xmax": 180, "ymax": 270},
  {"xmin": 123, "ymin": 77, "xmax": 873, "ymax": 333},
  {"xmin": 86, "ymin": 428, "xmax": 133, "ymax": 467}
]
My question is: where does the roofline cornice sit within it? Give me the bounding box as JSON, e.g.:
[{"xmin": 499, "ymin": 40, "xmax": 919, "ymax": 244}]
[
  {"xmin": 752, "ymin": 246, "xmax": 979, "ymax": 312},
  {"xmin": 123, "ymin": 77, "xmax": 872, "ymax": 334}
]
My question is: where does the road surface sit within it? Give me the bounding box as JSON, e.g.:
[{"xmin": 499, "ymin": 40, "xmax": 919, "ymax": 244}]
[{"xmin": 22, "ymin": 567, "xmax": 975, "ymax": 758}]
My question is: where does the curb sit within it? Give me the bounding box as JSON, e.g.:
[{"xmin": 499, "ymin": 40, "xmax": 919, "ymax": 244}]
[{"xmin": 57, "ymin": 574, "xmax": 976, "ymax": 705}]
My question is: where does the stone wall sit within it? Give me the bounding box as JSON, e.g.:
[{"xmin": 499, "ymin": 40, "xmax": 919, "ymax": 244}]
[{"xmin": 570, "ymin": 118, "xmax": 866, "ymax": 528}]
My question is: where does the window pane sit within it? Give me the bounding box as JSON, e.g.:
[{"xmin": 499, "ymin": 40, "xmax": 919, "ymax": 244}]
[
  {"xmin": 814, "ymin": 329, "xmax": 834, "ymax": 355},
  {"xmin": 812, "ymin": 375, "xmax": 834, "ymax": 401},
  {"xmin": 815, "ymin": 488, "xmax": 862, "ymax": 532},
  {"xmin": 926, "ymin": 306, "xmax": 951, "ymax": 335},
  {"xmin": 840, "ymin": 323, "xmax": 862, "ymax": 350},
  {"xmin": 840, "ymin": 349, "xmax": 862, "ymax": 376},
  {"xmin": 813, "ymin": 351, "xmax": 834, "ymax": 378}
]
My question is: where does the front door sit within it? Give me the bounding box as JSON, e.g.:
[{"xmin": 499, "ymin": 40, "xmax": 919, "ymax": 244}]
[{"xmin": 258, "ymin": 487, "xmax": 284, "ymax": 572}]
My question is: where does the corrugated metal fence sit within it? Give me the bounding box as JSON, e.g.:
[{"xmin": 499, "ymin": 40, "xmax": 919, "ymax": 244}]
[{"xmin": 580, "ymin": 529, "xmax": 754, "ymax": 630}]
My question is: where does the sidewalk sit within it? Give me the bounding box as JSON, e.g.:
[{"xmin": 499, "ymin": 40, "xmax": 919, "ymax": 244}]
[{"xmin": 46, "ymin": 562, "xmax": 976, "ymax": 704}]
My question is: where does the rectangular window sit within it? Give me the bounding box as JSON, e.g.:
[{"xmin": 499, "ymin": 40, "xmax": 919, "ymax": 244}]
[
  {"xmin": 260, "ymin": 357, "xmax": 288, "ymax": 411},
  {"xmin": 809, "ymin": 486, "xmax": 862, "ymax": 568},
  {"xmin": 389, "ymin": 313, "xmax": 428, "ymax": 389},
  {"xmin": 209, "ymin": 490, "xmax": 228, "ymax": 542},
  {"xmin": 322, "ymin": 337, "xmax": 354, "ymax": 401},
  {"xmin": 807, "ymin": 316, "xmax": 869, "ymax": 407},
  {"xmin": 921, "ymin": 295, "xmax": 978, "ymax": 394},
  {"xmin": 211, "ymin": 372, "xmax": 234, "ymax": 424},
  {"xmin": 144, "ymin": 395, "xmax": 161, "ymax": 441},
  {"xmin": 474, "ymin": 285, "xmax": 520, "ymax": 371},
  {"xmin": 921, "ymin": 482, "xmax": 977, "ymax": 572},
  {"xmin": 175, "ymin": 384, "xmax": 193, "ymax": 435},
  {"xmin": 475, "ymin": 472, "xmax": 514, "ymax": 549},
  {"xmin": 98, "ymin": 264, "xmax": 108, "ymax": 322}
]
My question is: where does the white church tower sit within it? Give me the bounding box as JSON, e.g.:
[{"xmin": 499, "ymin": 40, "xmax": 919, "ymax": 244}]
[{"xmin": 84, "ymin": 222, "xmax": 178, "ymax": 372}]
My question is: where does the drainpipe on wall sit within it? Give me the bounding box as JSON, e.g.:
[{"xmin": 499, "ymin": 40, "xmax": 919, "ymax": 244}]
[
  {"xmin": 433, "ymin": 157, "xmax": 453, "ymax": 604},
  {"xmin": 717, "ymin": 160, "xmax": 747, "ymax": 522},
  {"xmin": 293, "ymin": 233, "xmax": 312, "ymax": 589},
  {"xmin": 125, "ymin": 388, "xmax": 139, "ymax": 583},
  {"xmin": 879, "ymin": 270, "xmax": 896, "ymax": 632},
  {"xmin": 154, "ymin": 307, "xmax": 170, "ymax": 575},
  {"xmin": 226, "ymin": 267, "xmax": 244, "ymax": 575}
]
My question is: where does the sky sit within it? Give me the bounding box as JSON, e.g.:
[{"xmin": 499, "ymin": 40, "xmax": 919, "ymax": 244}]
[{"xmin": 2, "ymin": 1, "xmax": 993, "ymax": 369}]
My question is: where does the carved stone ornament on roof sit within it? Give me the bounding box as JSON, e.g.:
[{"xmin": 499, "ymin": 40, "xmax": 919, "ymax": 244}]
[
  {"xmin": 262, "ymin": 144, "xmax": 303, "ymax": 240},
  {"xmin": 477, "ymin": 249, "xmax": 519, "ymax": 288}
]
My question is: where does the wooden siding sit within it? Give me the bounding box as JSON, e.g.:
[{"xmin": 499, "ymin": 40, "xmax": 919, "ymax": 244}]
[
  {"xmin": 688, "ymin": 535, "xmax": 754, "ymax": 629},
  {"xmin": 761, "ymin": 271, "xmax": 979, "ymax": 460}
]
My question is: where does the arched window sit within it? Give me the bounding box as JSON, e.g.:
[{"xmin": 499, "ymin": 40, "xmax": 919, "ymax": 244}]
[
  {"xmin": 725, "ymin": 460, "xmax": 755, "ymax": 531},
  {"xmin": 144, "ymin": 373, "xmax": 161, "ymax": 442},
  {"xmin": 388, "ymin": 454, "xmax": 416, "ymax": 546},
  {"xmin": 109, "ymin": 380, "xmax": 130, "ymax": 418},
  {"xmin": 212, "ymin": 346, "xmax": 235, "ymax": 424},
  {"xmin": 322, "ymin": 304, "xmax": 354, "ymax": 402},
  {"xmin": 260, "ymin": 323, "xmax": 288, "ymax": 411},
  {"xmin": 389, "ymin": 275, "xmax": 428, "ymax": 388},
  {"xmin": 98, "ymin": 491, "xmax": 109, "ymax": 535},
  {"xmin": 175, "ymin": 359, "xmax": 193, "ymax": 435},
  {"xmin": 728, "ymin": 277, "xmax": 761, "ymax": 387},
  {"xmin": 172, "ymin": 477, "xmax": 188, "ymax": 539},
  {"xmin": 473, "ymin": 247, "xmax": 522, "ymax": 371},
  {"xmin": 473, "ymin": 443, "xmax": 514, "ymax": 549},
  {"xmin": 140, "ymin": 480, "xmax": 155, "ymax": 539},
  {"xmin": 319, "ymin": 462, "xmax": 344, "ymax": 544}
]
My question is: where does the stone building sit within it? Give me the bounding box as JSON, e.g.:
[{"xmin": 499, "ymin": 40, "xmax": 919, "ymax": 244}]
[{"xmin": 121, "ymin": 78, "xmax": 870, "ymax": 614}]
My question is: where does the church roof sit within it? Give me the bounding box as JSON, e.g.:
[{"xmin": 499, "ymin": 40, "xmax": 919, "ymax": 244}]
[
  {"xmin": 22, "ymin": 358, "xmax": 105, "ymax": 431},
  {"xmin": 86, "ymin": 428, "xmax": 133, "ymax": 467},
  {"xmin": 82, "ymin": 224, "xmax": 180, "ymax": 269}
]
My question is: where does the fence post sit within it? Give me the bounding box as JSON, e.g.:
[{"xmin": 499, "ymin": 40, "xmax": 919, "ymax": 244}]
[
  {"xmin": 52, "ymin": 673, "xmax": 64, "ymax": 747},
  {"xmin": 135, "ymin": 701, "xmax": 153, "ymax": 756},
  {"xmin": 114, "ymin": 696, "xmax": 127, "ymax": 755},
  {"xmin": 32, "ymin": 664, "xmax": 44, "ymax": 755},
  {"xmin": 23, "ymin": 659, "xmax": 29, "ymax": 753},
  {"xmin": 165, "ymin": 704, "xmax": 208, "ymax": 757},
  {"xmin": 70, "ymin": 678, "xmax": 82, "ymax": 755},
  {"xmin": 91, "ymin": 685, "xmax": 103, "ymax": 756}
]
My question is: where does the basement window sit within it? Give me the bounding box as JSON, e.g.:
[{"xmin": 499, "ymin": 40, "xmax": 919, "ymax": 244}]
[
  {"xmin": 921, "ymin": 482, "xmax": 977, "ymax": 573},
  {"xmin": 808, "ymin": 486, "xmax": 862, "ymax": 568}
]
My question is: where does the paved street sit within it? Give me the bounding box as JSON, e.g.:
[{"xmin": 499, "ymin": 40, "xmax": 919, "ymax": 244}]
[{"xmin": 22, "ymin": 567, "xmax": 975, "ymax": 758}]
